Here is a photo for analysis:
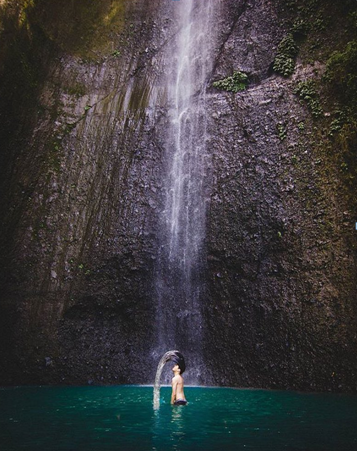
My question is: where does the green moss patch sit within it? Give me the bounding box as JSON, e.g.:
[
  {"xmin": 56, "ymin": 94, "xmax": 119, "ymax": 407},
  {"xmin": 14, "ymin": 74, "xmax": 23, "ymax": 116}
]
[
  {"xmin": 213, "ymin": 71, "xmax": 248, "ymax": 93},
  {"xmin": 273, "ymin": 33, "xmax": 299, "ymax": 77},
  {"xmin": 31, "ymin": 0, "xmax": 127, "ymax": 58},
  {"xmin": 294, "ymin": 80, "xmax": 323, "ymax": 118},
  {"xmin": 324, "ymin": 40, "xmax": 357, "ymax": 110}
]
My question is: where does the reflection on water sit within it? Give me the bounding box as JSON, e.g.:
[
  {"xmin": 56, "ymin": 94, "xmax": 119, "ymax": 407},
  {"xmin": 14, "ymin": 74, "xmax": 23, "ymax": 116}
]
[
  {"xmin": 153, "ymin": 403, "xmax": 186, "ymax": 451},
  {"xmin": 1, "ymin": 385, "xmax": 357, "ymax": 450},
  {"xmin": 170, "ymin": 405, "xmax": 186, "ymax": 448}
]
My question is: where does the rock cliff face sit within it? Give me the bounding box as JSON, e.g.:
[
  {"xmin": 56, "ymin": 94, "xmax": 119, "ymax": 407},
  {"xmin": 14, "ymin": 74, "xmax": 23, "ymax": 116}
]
[{"xmin": 0, "ymin": 0, "xmax": 356, "ymax": 390}]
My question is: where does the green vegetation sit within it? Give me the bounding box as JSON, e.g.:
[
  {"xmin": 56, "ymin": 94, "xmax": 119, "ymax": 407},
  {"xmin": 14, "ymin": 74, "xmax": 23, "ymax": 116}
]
[
  {"xmin": 291, "ymin": 155, "xmax": 298, "ymax": 165},
  {"xmin": 273, "ymin": 0, "xmax": 327, "ymax": 77},
  {"xmin": 322, "ymin": 39, "xmax": 357, "ymax": 182},
  {"xmin": 297, "ymin": 121, "xmax": 305, "ymax": 131},
  {"xmin": 65, "ymin": 83, "xmax": 86, "ymax": 97},
  {"xmin": 277, "ymin": 0, "xmax": 357, "ymax": 190},
  {"xmin": 328, "ymin": 110, "xmax": 347, "ymax": 137},
  {"xmin": 30, "ymin": 0, "xmax": 127, "ymax": 58},
  {"xmin": 273, "ymin": 33, "xmax": 299, "ymax": 77},
  {"xmin": 277, "ymin": 123, "xmax": 287, "ymax": 141},
  {"xmin": 213, "ymin": 71, "xmax": 248, "ymax": 93},
  {"xmin": 294, "ymin": 80, "xmax": 323, "ymax": 118},
  {"xmin": 324, "ymin": 40, "xmax": 357, "ymax": 110},
  {"xmin": 313, "ymin": 16, "xmax": 327, "ymax": 33},
  {"xmin": 284, "ymin": 0, "xmax": 298, "ymax": 10},
  {"xmin": 350, "ymin": 10, "xmax": 357, "ymax": 29},
  {"xmin": 291, "ymin": 19, "xmax": 309, "ymax": 37}
]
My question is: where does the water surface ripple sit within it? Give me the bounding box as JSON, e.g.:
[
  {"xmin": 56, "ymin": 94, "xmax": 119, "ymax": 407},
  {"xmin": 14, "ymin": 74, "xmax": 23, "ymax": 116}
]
[{"xmin": 1, "ymin": 386, "xmax": 357, "ymax": 450}]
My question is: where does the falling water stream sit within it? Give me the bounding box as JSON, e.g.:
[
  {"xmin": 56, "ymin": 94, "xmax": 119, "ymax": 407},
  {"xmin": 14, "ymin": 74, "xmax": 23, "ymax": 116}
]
[
  {"xmin": 155, "ymin": 0, "xmax": 217, "ymax": 383},
  {"xmin": 153, "ymin": 350, "xmax": 182, "ymax": 410}
]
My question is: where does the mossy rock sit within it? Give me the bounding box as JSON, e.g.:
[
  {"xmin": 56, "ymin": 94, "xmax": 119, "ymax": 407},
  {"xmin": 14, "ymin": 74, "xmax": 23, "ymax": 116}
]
[
  {"xmin": 31, "ymin": 0, "xmax": 128, "ymax": 58},
  {"xmin": 273, "ymin": 33, "xmax": 299, "ymax": 77},
  {"xmin": 213, "ymin": 71, "xmax": 248, "ymax": 93},
  {"xmin": 294, "ymin": 80, "xmax": 323, "ymax": 118},
  {"xmin": 325, "ymin": 40, "xmax": 357, "ymax": 110}
]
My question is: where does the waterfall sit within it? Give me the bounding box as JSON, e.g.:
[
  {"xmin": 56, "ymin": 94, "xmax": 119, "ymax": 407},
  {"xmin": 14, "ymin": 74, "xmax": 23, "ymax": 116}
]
[{"xmin": 154, "ymin": 0, "xmax": 217, "ymax": 383}]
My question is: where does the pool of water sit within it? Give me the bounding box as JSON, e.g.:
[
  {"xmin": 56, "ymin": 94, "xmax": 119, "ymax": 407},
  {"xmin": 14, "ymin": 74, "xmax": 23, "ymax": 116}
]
[{"xmin": 1, "ymin": 385, "xmax": 356, "ymax": 450}]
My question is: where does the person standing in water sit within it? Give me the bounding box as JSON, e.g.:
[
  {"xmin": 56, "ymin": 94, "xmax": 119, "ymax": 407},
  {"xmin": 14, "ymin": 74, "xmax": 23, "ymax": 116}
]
[{"xmin": 171, "ymin": 358, "xmax": 187, "ymax": 405}]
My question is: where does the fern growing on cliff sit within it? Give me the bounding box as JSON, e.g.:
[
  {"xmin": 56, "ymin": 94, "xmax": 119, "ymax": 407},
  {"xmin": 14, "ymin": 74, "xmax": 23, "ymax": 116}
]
[
  {"xmin": 273, "ymin": 33, "xmax": 299, "ymax": 77},
  {"xmin": 294, "ymin": 80, "xmax": 323, "ymax": 118},
  {"xmin": 213, "ymin": 71, "xmax": 248, "ymax": 93}
]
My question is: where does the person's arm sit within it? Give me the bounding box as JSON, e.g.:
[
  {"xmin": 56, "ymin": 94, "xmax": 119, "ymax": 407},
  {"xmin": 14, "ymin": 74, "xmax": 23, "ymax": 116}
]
[{"xmin": 171, "ymin": 378, "xmax": 177, "ymax": 404}]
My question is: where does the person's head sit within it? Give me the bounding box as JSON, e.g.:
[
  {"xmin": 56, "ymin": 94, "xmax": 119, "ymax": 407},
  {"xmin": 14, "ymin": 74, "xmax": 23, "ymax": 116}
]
[
  {"xmin": 172, "ymin": 351, "xmax": 185, "ymax": 375},
  {"xmin": 172, "ymin": 364, "xmax": 181, "ymax": 374}
]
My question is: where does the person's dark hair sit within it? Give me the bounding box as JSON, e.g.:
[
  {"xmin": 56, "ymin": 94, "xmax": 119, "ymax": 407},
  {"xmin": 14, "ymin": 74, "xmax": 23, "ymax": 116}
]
[{"xmin": 172, "ymin": 351, "xmax": 186, "ymax": 374}]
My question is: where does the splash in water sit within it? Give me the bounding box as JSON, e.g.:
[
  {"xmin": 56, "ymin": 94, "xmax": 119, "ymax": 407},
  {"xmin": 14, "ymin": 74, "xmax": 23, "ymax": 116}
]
[{"xmin": 153, "ymin": 350, "xmax": 185, "ymax": 409}]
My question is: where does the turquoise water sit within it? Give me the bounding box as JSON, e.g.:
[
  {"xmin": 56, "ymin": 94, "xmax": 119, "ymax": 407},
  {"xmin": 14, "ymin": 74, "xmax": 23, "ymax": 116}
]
[{"xmin": 1, "ymin": 386, "xmax": 356, "ymax": 450}]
